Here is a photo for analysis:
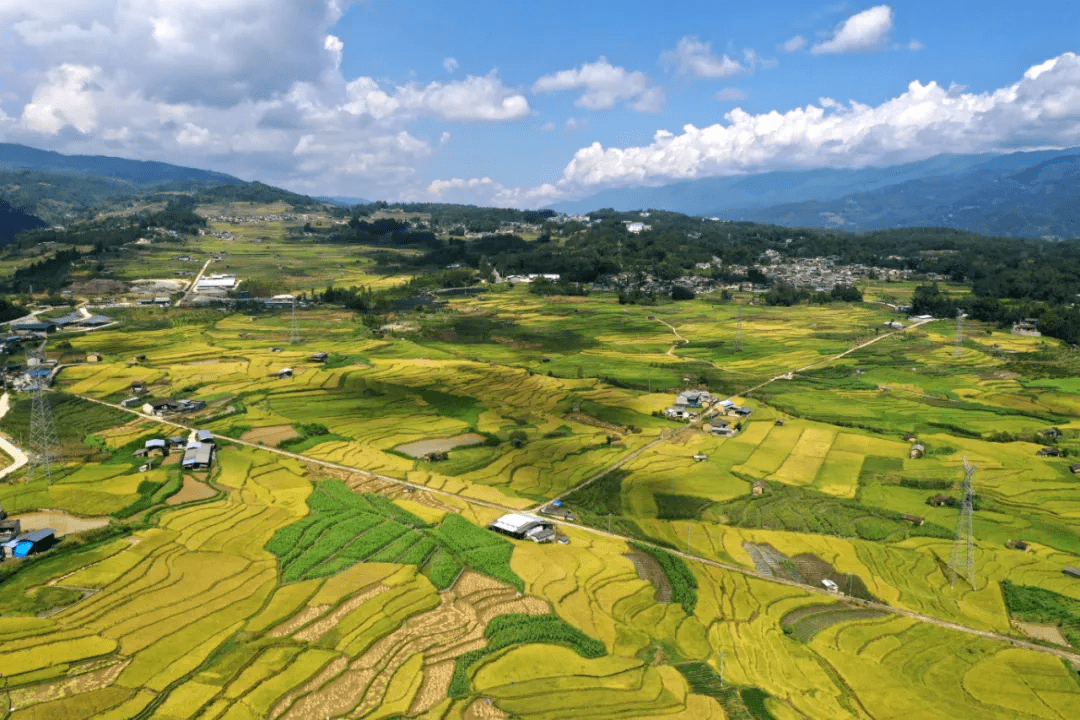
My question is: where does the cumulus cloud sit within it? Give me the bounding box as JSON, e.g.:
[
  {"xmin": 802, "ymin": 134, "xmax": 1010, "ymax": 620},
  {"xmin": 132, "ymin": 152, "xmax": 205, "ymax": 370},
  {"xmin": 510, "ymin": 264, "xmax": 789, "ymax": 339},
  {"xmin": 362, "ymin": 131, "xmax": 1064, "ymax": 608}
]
[
  {"xmin": 533, "ymin": 58, "xmax": 663, "ymax": 112},
  {"xmin": 443, "ymin": 57, "xmax": 459, "ymax": 73},
  {"xmin": 782, "ymin": 35, "xmax": 807, "ymax": 53},
  {"xmin": 661, "ymin": 37, "xmax": 750, "ymax": 78},
  {"xmin": 812, "ymin": 5, "xmax": 894, "ymax": 54},
  {"xmin": 0, "ymin": 0, "xmax": 529, "ymax": 198},
  {"xmin": 908, "ymin": 39, "xmax": 925, "ymax": 51},
  {"xmin": 436, "ymin": 52, "xmax": 1080, "ymax": 207}
]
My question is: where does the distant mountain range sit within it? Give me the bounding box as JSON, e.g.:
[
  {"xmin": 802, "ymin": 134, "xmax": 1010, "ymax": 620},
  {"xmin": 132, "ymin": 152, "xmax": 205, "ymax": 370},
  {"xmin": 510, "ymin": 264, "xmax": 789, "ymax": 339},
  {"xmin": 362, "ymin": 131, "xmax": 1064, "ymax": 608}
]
[
  {"xmin": 0, "ymin": 143, "xmax": 242, "ymax": 186},
  {"xmin": 551, "ymin": 148, "xmax": 1080, "ymax": 238}
]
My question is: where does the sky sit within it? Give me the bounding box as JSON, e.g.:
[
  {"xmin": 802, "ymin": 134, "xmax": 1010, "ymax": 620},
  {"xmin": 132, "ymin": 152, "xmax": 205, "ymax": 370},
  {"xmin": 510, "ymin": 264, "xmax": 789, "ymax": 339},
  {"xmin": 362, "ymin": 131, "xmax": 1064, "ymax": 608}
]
[{"xmin": 1, "ymin": 1, "xmax": 1079, "ymax": 207}]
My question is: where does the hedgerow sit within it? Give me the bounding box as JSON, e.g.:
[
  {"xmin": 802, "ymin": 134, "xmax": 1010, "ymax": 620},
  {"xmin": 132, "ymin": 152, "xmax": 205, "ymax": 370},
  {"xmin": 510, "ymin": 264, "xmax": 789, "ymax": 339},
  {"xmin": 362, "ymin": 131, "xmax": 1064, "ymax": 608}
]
[{"xmin": 449, "ymin": 613, "xmax": 606, "ymax": 698}]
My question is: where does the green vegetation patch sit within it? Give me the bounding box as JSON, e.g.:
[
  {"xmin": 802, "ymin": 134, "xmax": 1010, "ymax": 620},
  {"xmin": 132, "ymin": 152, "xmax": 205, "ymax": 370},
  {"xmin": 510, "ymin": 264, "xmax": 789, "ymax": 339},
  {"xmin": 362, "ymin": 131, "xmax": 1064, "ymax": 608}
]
[
  {"xmin": 675, "ymin": 662, "xmax": 775, "ymax": 720},
  {"xmin": 562, "ymin": 470, "xmax": 648, "ymax": 541},
  {"xmin": 715, "ymin": 482, "xmax": 953, "ymax": 543},
  {"xmin": 654, "ymin": 493, "xmax": 713, "ymax": 521},
  {"xmin": 0, "ymin": 392, "xmax": 130, "ymax": 449},
  {"xmin": 780, "ymin": 603, "xmax": 889, "ymax": 643},
  {"xmin": 265, "ymin": 481, "xmax": 522, "ymax": 590},
  {"xmin": 630, "ymin": 542, "xmax": 698, "ymax": 616},
  {"xmin": 1001, "ymin": 580, "xmax": 1080, "ymax": 647},
  {"xmin": 449, "ymin": 613, "xmax": 606, "ymax": 698}
]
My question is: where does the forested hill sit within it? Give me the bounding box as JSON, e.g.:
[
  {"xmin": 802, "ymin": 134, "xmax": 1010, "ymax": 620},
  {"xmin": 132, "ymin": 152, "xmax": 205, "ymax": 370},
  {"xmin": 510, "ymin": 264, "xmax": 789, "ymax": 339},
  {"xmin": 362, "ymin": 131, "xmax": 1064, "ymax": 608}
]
[
  {"xmin": 0, "ymin": 143, "xmax": 242, "ymax": 185},
  {"xmin": 739, "ymin": 151, "xmax": 1080, "ymax": 239},
  {"xmin": 0, "ymin": 197, "xmax": 46, "ymax": 242}
]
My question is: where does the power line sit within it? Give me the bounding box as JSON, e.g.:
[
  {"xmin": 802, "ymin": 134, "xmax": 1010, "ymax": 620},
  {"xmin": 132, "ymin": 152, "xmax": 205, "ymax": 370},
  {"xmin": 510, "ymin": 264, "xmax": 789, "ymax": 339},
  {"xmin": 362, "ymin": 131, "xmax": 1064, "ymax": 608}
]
[
  {"xmin": 26, "ymin": 341, "xmax": 62, "ymax": 485},
  {"xmin": 289, "ymin": 298, "xmax": 301, "ymax": 345}
]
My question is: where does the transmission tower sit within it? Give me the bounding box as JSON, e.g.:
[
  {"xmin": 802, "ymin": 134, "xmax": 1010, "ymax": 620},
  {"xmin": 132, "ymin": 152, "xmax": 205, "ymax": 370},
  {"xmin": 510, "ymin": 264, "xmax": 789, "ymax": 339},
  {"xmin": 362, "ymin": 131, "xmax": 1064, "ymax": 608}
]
[
  {"xmin": 734, "ymin": 305, "xmax": 743, "ymax": 353},
  {"xmin": 954, "ymin": 310, "xmax": 964, "ymax": 358},
  {"xmin": 289, "ymin": 298, "xmax": 301, "ymax": 345},
  {"xmin": 26, "ymin": 342, "xmax": 62, "ymax": 485},
  {"xmin": 947, "ymin": 457, "xmax": 977, "ymax": 589}
]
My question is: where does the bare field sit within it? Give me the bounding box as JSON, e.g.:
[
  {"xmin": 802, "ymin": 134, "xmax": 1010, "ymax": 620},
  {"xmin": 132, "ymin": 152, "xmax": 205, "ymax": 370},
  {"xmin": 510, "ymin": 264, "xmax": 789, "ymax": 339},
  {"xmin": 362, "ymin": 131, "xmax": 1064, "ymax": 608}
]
[
  {"xmin": 242, "ymin": 424, "xmax": 301, "ymax": 446},
  {"xmin": 394, "ymin": 433, "xmax": 487, "ymax": 458}
]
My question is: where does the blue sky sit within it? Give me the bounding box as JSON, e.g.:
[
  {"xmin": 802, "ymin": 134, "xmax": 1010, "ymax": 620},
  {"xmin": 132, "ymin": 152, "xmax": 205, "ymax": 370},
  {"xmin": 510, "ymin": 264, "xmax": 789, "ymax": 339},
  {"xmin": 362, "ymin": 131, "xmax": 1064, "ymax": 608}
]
[{"xmin": 1, "ymin": 1, "xmax": 1079, "ymax": 206}]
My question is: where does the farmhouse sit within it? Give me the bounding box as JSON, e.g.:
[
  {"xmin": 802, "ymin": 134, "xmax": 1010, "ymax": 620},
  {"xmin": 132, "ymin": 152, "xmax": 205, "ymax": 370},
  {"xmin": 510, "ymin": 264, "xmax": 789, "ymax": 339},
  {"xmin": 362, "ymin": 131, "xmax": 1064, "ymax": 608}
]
[
  {"xmin": 143, "ymin": 399, "xmax": 182, "ymax": 416},
  {"xmin": 168, "ymin": 436, "xmax": 187, "ymax": 448},
  {"xmin": 144, "ymin": 438, "xmax": 168, "ymax": 457},
  {"xmin": 676, "ymin": 390, "xmax": 713, "ymax": 408},
  {"xmin": 189, "ymin": 429, "xmax": 215, "ymax": 445},
  {"xmin": 131, "ymin": 380, "xmax": 148, "ymax": 394},
  {"xmin": 665, "ymin": 407, "xmax": 695, "ymax": 421},
  {"xmin": 0, "ymin": 519, "xmax": 20, "ymax": 542},
  {"xmin": 488, "ymin": 513, "xmax": 556, "ymax": 543},
  {"xmin": 1071, "ymin": 464, "xmax": 1080, "ymax": 475},
  {"xmin": 1036, "ymin": 446, "xmax": 1062, "ymax": 457},
  {"xmin": 178, "ymin": 399, "xmax": 206, "ymax": 412},
  {"xmin": 182, "ymin": 443, "xmax": 214, "ymax": 470}
]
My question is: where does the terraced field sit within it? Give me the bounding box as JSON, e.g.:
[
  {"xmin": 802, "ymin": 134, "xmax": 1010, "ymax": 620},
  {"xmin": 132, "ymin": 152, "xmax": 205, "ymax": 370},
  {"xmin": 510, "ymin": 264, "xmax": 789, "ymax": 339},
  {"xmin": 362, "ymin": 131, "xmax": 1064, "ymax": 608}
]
[{"xmin": 1, "ymin": 276, "xmax": 1079, "ymax": 717}]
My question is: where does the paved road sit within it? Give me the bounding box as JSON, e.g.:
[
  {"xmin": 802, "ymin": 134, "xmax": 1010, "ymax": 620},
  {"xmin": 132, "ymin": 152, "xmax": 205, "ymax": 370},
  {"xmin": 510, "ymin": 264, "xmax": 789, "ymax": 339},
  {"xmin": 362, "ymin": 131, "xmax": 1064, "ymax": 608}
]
[
  {"xmin": 175, "ymin": 258, "xmax": 213, "ymax": 307},
  {"xmin": 0, "ymin": 393, "xmax": 29, "ymax": 481},
  {"xmin": 69, "ymin": 368, "xmax": 1080, "ymax": 666}
]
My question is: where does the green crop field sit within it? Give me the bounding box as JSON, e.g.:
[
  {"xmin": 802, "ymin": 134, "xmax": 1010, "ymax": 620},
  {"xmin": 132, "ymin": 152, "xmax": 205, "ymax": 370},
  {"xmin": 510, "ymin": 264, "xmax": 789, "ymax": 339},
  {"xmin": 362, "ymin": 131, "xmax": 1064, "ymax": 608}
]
[{"xmin": 0, "ymin": 210, "xmax": 1078, "ymax": 718}]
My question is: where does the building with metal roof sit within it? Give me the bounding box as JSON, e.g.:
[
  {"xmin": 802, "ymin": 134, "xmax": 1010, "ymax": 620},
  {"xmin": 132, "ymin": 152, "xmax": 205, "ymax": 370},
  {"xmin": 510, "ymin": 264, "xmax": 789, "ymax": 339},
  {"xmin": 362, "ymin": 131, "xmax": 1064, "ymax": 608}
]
[{"xmin": 488, "ymin": 513, "xmax": 555, "ymax": 543}]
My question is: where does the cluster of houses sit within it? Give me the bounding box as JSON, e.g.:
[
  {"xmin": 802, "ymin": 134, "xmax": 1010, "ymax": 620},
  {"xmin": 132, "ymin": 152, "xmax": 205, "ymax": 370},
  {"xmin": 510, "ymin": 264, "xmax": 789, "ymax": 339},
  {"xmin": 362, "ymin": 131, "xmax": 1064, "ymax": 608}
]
[
  {"xmin": 663, "ymin": 392, "xmax": 751, "ymax": 438},
  {"xmin": 0, "ymin": 503, "xmax": 55, "ymax": 560},
  {"xmin": 134, "ymin": 429, "xmax": 215, "ymax": 471},
  {"xmin": 129, "ymin": 398, "xmax": 207, "ymax": 416}
]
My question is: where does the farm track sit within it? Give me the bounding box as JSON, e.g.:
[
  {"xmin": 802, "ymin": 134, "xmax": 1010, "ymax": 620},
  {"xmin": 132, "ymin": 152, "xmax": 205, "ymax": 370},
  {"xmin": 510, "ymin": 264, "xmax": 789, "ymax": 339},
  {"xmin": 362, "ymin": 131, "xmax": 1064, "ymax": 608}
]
[
  {"xmin": 65, "ymin": 315, "xmax": 1080, "ymax": 667},
  {"xmin": 174, "ymin": 257, "xmax": 213, "ymax": 307}
]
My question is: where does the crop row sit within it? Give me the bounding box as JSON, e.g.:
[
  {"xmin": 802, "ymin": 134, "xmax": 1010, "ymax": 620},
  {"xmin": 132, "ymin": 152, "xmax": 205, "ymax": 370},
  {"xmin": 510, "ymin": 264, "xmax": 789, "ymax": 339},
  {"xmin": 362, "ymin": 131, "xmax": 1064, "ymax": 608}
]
[{"xmin": 631, "ymin": 542, "xmax": 698, "ymax": 615}]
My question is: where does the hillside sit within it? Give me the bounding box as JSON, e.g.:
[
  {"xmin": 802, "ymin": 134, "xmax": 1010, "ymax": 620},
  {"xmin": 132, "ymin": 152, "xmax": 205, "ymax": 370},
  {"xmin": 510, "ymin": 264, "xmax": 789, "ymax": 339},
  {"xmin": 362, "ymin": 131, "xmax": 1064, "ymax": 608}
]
[
  {"xmin": 0, "ymin": 143, "xmax": 243, "ymax": 186},
  {"xmin": 0, "ymin": 196, "xmax": 46, "ymax": 241}
]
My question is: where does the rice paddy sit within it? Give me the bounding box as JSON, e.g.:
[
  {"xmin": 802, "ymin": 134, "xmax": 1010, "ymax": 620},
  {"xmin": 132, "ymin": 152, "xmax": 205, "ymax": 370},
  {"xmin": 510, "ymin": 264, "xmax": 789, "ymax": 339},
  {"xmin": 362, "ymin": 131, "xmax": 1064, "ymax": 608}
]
[{"xmin": 0, "ymin": 230, "xmax": 1078, "ymax": 716}]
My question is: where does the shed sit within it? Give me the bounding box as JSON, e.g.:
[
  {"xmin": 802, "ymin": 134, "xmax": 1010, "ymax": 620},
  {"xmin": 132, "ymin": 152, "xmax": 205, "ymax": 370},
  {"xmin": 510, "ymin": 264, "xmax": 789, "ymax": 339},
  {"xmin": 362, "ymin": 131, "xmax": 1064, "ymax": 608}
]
[
  {"xmin": 131, "ymin": 381, "xmax": 148, "ymax": 393},
  {"xmin": 120, "ymin": 397, "xmax": 141, "ymax": 408},
  {"xmin": 1006, "ymin": 540, "xmax": 1030, "ymax": 551},
  {"xmin": 901, "ymin": 513, "xmax": 925, "ymax": 526},
  {"xmin": 182, "ymin": 444, "xmax": 214, "ymax": 470},
  {"xmin": 169, "ymin": 436, "xmax": 187, "ymax": 448},
  {"xmin": 143, "ymin": 399, "xmax": 181, "ymax": 416},
  {"xmin": 1071, "ymin": 464, "xmax": 1080, "ymax": 475},
  {"xmin": 909, "ymin": 443, "xmax": 925, "ymax": 459},
  {"xmin": 310, "ymin": 352, "xmax": 329, "ymax": 362},
  {"xmin": 751, "ymin": 481, "xmax": 767, "ymax": 496},
  {"xmin": 927, "ymin": 494, "xmax": 952, "ymax": 507},
  {"xmin": 0, "ymin": 519, "xmax": 21, "ymax": 542},
  {"xmin": 488, "ymin": 513, "xmax": 555, "ymax": 543},
  {"xmin": 13, "ymin": 528, "xmax": 56, "ymax": 557},
  {"xmin": 821, "ymin": 579, "xmax": 840, "ymax": 592},
  {"xmin": 692, "ymin": 453, "xmax": 708, "ymax": 462},
  {"xmin": 86, "ymin": 353, "xmax": 102, "ymax": 363},
  {"xmin": 194, "ymin": 430, "xmax": 214, "ymax": 445},
  {"xmin": 1037, "ymin": 446, "xmax": 1062, "ymax": 457},
  {"xmin": 1064, "ymin": 566, "xmax": 1080, "ymax": 579}
]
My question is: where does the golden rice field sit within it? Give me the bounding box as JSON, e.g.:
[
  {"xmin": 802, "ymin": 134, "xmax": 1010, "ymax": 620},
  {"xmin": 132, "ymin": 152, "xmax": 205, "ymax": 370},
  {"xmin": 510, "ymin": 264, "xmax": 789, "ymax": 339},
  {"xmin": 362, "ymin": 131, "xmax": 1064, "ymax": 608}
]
[{"xmin": 1, "ymin": 276, "xmax": 1079, "ymax": 717}]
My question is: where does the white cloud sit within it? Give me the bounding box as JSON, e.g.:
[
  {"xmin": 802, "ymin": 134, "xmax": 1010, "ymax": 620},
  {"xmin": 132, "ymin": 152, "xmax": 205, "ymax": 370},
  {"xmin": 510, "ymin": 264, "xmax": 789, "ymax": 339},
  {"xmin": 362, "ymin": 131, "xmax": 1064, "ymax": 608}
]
[
  {"xmin": 661, "ymin": 37, "xmax": 748, "ymax": 78},
  {"xmin": 565, "ymin": 117, "xmax": 588, "ymax": 131},
  {"xmin": 533, "ymin": 58, "xmax": 663, "ymax": 112},
  {"xmin": 715, "ymin": 88, "xmax": 747, "ymax": 103},
  {"xmin": 447, "ymin": 52, "xmax": 1080, "ymax": 207},
  {"xmin": 539, "ymin": 121, "xmax": 556, "ymax": 132},
  {"xmin": 782, "ymin": 35, "xmax": 807, "ymax": 53},
  {"xmin": 0, "ymin": 1, "xmax": 530, "ymax": 199},
  {"xmin": 443, "ymin": 57, "xmax": 459, "ymax": 73},
  {"xmin": 812, "ymin": 5, "xmax": 894, "ymax": 54},
  {"xmin": 440, "ymin": 131, "xmax": 451, "ymax": 145},
  {"xmin": 908, "ymin": 39, "xmax": 925, "ymax": 51}
]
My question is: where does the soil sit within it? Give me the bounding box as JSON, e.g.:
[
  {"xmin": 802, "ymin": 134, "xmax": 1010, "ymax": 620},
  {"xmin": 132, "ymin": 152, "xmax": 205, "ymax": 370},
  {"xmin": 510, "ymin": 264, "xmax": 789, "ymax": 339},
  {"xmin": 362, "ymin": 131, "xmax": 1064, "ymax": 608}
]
[
  {"xmin": 1014, "ymin": 621, "xmax": 1071, "ymax": 646},
  {"xmin": 566, "ymin": 412, "xmax": 625, "ymax": 433},
  {"xmin": 394, "ymin": 433, "xmax": 487, "ymax": 458},
  {"xmin": 275, "ymin": 571, "xmax": 548, "ymax": 720},
  {"xmin": 464, "ymin": 698, "xmax": 509, "ymax": 719},
  {"xmin": 12, "ymin": 511, "xmax": 110, "ymax": 537},
  {"xmin": 625, "ymin": 551, "xmax": 674, "ymax": 603},
  {"xmin": 7, "ymin": 660, "xmax": 129, "ymax": 709},
  {"xmin": 166, "ymin": 476, "xmax": 218, "ymax": 505},
  {"xmin": 242, "ymin": 424, "xmax": 301, "ymax": 446},
  {"xmin": 293, "ymin": 585, "xmax": 389, "ymax": 642}
]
